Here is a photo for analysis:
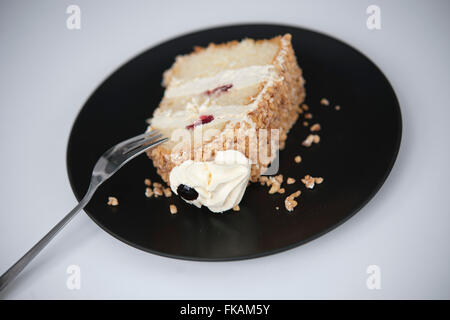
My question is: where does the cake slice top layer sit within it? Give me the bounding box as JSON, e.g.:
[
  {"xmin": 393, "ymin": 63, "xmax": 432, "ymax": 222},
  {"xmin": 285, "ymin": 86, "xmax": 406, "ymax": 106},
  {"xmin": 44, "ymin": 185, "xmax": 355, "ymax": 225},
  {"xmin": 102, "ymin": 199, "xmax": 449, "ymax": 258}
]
[
  {"xmin": 149, "ymin": 35, "xmax": 292, "ymax": 148},
  {"xmin": 162, "ymin": 37, "xmax": 281, "ymax": 86}
]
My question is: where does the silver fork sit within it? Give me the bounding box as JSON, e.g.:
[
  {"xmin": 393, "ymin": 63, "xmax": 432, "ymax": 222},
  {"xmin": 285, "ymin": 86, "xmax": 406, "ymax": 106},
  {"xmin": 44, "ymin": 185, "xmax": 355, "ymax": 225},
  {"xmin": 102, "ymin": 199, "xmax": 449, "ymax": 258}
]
[{"xmin": 0, "ymin": 130, "xmax": 167, "ymax": 292}]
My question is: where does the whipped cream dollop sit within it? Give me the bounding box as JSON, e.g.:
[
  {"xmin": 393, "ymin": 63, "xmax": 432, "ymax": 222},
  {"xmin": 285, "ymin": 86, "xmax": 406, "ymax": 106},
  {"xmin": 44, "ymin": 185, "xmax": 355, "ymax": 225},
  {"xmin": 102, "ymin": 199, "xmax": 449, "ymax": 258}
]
[{"xmin": 169, "ymin": 150, "xmax": 251, "ymax": 213}]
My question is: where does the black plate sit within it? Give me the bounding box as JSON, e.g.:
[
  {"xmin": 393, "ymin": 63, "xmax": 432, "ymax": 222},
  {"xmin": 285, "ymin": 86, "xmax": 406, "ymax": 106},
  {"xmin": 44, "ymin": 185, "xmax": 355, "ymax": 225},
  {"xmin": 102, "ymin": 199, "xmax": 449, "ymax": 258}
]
[{"xmin": 67, "ymin": 24, "xmax": 401, "ymax": 261}]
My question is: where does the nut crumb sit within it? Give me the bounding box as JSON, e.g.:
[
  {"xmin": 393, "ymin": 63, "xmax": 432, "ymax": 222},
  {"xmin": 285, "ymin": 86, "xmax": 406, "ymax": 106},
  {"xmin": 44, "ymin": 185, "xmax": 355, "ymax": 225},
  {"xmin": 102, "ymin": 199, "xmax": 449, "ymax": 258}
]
[
  {"xmin": 294, "ymin": 155, "xmax": 302, "ymax": 163},
  {"xmin": 232, "ymin": 205, "xmax": 240, "ymax": 211},
  {"xmin": 315, "ymin": 177, "xmax": 324, "ymax": 184},
  {"xmin": 287, "ymin": 177, "xmax": 296, "ymax": 184},
  {"xmin": 145, "ymin": 187, "xmax": 153, "ymax": 198},
  {"xmin": 153, "ymin": 182, "xmax": 163, "ymax": 188},
  {"xmin": 144, "ymin": 178, "xmax": 151, "ymax": 186},
  {"xmin": 285, "ymin": 191, "xmax": 301, "ymax": 212},
  {"xmin": 274, "ymin": 174, "xmax": 283, "ymax": 184},
  {"xmin": 153, "ymin": 187, "xmax": 163, "ymax": 197},
  {"xmin": 301, "ymin": 175, "xmax": 324, "ymax": 189},
  {"xmin": 312, "ymin": 135, "xmax": 321, "ymax": 143},
  {"xmin": 310, "ymin": 123, "xmax": 321, "ymax": 132},
  {"xmin": 169, "ymin": 204, "xmax": 177, "ymax": 214},
  {"xmin": 320, "ymin": 98, "xmax": 330, "ymax": 106},
  {"xmin": 107, "ymin": 196, "xmax": 119, "ymax": 206},
  {"xmin": 269, "ymin": 181, "xmax": 281, "ymax": 194},
  {"xmin": 258, "ymin": 176, "xmax": 269, "ymax": 186},
  {"xmin": 302, "ymin": 134, "xmax": 320, "ymax": 147},
  {"xmin": 163, "ymin": 187, "xmax": 172, "ymax": 197}
]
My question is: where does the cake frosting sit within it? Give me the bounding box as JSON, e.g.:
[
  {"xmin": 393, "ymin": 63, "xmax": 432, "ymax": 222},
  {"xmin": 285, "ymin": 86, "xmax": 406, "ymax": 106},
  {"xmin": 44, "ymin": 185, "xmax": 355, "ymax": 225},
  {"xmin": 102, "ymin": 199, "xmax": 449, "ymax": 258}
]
[
  {"xmin": 169, "ymin": 150, "xmax": 250, "ymax": 212},
  {"xmin": 165, "ymin": 65, "xmax": 277, "ymax": 98},
  {"xmin": 149, "ymin": 64, "xmax": 282, "ymax": 138}
]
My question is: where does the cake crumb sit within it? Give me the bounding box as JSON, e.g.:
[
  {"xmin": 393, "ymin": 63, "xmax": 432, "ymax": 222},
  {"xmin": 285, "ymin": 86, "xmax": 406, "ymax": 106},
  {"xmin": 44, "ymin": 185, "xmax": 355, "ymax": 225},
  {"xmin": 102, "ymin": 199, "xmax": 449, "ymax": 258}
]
[
  {"xmin": 145, "ymin": 187, "xmax": 153, "ymax": 198},
  {"xmin": 287, "ymin": 177, "xmax": 296, "ymax": 184},
  {"xmin": 310, "ymin": 123, "xmax": 321, "ymax": 132},
  {"xmin": 285, "ymin": 191, "xmax": 301, "ymax": 212},
  {"xmin": 107, "ymin": 196, "xmax": 119, "ymax": 206},
  {"xmin": 302, "ymin": 134, "xmax": 320, "ymax": 147},
  {"xmin": 258, "ymin": 176, "xmax": 269, "ymax": 186},
  {"xmin": 163, "ymin": 187, "xmax": 172, "ymax": 197},
  {"xmin": 144, "ymin": 178, "xmax": 152, "ymax": 186},
  {"xmin": 301, "ymin": 175, "xmax": 324, "ymax": 189},
  {"xmin": 320, "ymin": 98, "xmax": 330, "ymax": 106},
  {"xmin": 232, "ymin": 205, "xmax": 240, "ymax": 211},
  {"xmin": 278, "ymin": 188, "xmax": 286, "ymax": 194},
  {"xmin": 274, "ymin": 174, "xmax": 283, "ymax": 184},
  {"xmin": 301, "ymin": 175, "xmax": 315, "ymax": 189},
  {"xmin": 335, "ymin": 105, "xmax": 341, "ymax": 111},
  {"xmin": 303, "ymin": 121, "xmax": 309, "ymax": 127},
  {"xmin": 301, "ymin": 104, "xmax": 309, "ymax": 111},
  {"xmin": 313, "ymin": 135, "xmax": 321, "ymax": 143},
  {"xmin": 294, "ymin": 155, "xmax": 302, "ymax": 163},
  {"xmin": 268, "ymin": 181, "xmax": 281, "ymax": 194},
  {"xmin": 304, "ymin": 113, "xmax": 313, "ymax": 119},
  {"xmin": 153, "ymin": 182, "xmax": 163, "ymax": 188},
  {"xmin": 153, "ymin": 187, "xmax": 163, "ymax": 197},
  {"xmin": 169, "ymin": 204, "xmax": 178, "ymax": 214}
]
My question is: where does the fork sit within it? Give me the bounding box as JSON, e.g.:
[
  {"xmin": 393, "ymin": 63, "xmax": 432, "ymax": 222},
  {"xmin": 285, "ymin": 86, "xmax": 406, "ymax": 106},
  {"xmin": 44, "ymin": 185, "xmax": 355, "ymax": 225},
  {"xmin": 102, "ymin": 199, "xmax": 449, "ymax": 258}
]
[{"xmin": 0, "ymin": 130, "xmax": 167, "ymax": 291}]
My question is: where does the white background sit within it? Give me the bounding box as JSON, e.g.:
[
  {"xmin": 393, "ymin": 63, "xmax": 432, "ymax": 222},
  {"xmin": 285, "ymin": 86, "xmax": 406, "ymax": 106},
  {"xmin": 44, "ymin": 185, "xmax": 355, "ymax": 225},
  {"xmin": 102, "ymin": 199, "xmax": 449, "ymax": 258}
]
[{"xmin": 1, "ymin": 0, "xmax": 449, "ymax": 299}]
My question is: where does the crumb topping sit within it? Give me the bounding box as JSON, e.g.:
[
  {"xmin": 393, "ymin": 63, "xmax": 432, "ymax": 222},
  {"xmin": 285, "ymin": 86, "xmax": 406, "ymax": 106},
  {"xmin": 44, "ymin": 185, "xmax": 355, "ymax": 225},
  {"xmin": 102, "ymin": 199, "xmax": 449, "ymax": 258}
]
[
  {"xmin": 153, "ymin": 187, "xmax": 163, "ymax": 197},
  {"xmin": 107, "ymin": 196, "xmax": 119, "ymax": 206},
  {"xmin": 285, "ymin": 191, "xmax": 301, "ymax": 212},
  {"xmin": 294, "ymin": 155, "xmax": 302, "ymax": 163},
  {"xmin": 144, "ymin": 178, "xmax": 152, "ymax": 186},
  {"xmin": 258, "ymin": 176, "xmax": 269, "ymax": 186},
  {"xmin": 153, "ymin": 182, "xmax": 162, "ymax": 188},
  {"xmin": 320, "ymin": 98, "xmax": 330, "ymax": 106},
  {"xmin": 268, "ymin": 182, "xmax": 281, "ymax": 194},
  {"xmin": 274, "ymin": 174, "xmax": 283, "ymax": 184},
  {"xmin": 310, "ymin": 123, "xmax": 321, "ymax": 132},
  {"xmin": 169, "ymin": 204, "xmax": 178, "ymax": 214},
  {"xmin": 302, "ymin": 134, "xmax": 320, "ymax": 147},
  {"xmin": 301, "ymin": 175, "xmax": 324, "ymax": 189},
  {"xmin": 163, "ymin": 187, "xmax": 172, "ymax": 197},
  {"xmin": 287, "ymin": 177, "xmax": 296, "ymax": 184},
  {"xmin": 145, "ymin": 187, "xmax": 154, "ymax": 198}
]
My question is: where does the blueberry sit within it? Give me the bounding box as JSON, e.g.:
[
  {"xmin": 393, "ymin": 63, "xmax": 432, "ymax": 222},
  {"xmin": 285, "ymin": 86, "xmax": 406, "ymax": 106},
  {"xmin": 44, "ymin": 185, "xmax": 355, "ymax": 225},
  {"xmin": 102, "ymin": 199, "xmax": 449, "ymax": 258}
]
[{"xmin": 177, "ymin": 184, "xmax": 198, "ymax": 201}]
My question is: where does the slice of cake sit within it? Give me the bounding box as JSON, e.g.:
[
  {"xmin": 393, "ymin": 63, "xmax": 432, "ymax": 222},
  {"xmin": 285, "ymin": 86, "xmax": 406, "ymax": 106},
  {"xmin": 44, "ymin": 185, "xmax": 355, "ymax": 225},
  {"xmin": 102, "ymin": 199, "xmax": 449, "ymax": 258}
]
[{"xmin": 146, "ymin": 34, "xmax": 305, "ymax": 212}]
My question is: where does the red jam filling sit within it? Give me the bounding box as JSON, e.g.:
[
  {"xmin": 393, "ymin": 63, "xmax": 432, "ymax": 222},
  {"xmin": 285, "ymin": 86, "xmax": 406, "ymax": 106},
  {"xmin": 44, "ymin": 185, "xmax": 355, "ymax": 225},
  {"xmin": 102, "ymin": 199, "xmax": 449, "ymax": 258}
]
[
  {"xmin": 204, "ymin": 84, "xmax": 233, "ymax": 95},
  {"xmin": 186, "ymin": 114, "xmax": 214, "ymax": 130}
]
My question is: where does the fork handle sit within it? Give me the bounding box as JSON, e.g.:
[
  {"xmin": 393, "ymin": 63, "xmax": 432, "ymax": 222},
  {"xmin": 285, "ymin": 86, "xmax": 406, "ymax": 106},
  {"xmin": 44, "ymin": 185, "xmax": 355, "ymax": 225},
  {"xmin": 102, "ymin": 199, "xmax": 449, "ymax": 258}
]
[{"xmin": 0, "ymin": 192, "xmax": 93, "ymax": 292}]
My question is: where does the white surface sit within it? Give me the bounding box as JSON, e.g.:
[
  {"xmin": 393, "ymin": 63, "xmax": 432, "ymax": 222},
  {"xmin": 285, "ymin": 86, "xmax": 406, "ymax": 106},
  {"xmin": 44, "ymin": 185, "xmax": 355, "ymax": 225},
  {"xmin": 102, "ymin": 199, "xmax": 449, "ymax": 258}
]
[{"xmin": 1, "ymin": 0, "xmax": 449, "ymax": 299}]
